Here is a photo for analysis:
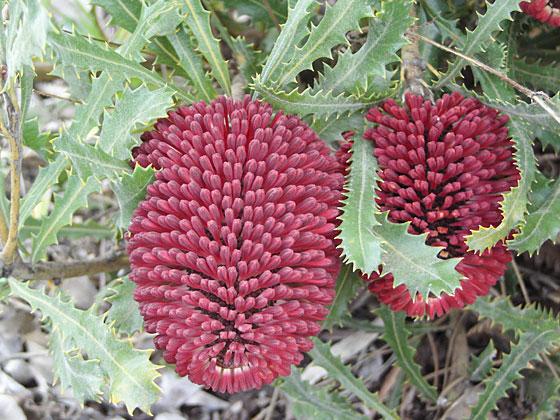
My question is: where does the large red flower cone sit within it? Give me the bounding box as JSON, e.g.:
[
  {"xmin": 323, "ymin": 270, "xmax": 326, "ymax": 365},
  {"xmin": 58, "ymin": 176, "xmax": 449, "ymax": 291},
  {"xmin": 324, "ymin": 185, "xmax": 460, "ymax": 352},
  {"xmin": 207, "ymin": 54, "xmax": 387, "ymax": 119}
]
[
  {"xmin": 126, "ymin": 96, "xmax": 343, "ymax": 393},
  {"xmin": 520, "ymin": 0, "xmax": 560, "ymax": 27},
  {"xmin": 339, "ymin": 92, "xmax": 520, "ymax": 318}
]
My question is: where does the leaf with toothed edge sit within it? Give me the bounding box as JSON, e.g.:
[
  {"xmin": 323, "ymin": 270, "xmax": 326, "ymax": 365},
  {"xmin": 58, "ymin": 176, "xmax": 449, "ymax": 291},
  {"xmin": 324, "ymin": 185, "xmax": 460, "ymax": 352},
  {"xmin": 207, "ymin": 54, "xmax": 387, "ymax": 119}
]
[
  {"xmin": 181, "ymin": 0, "xmax": 231, "ymax": 94},
  {"xmin": 310, "ymin": 112, "xmax": 364, "ymax": 145},
  {"xmin": 377, "ymin": 306, "xmax": 438, "ymax": 402},
  {"xmin": 275, "ymin": 0, "xmax": 374, "ymax": 87},
  {"xmin": 336, "ymin": 134, "xmax": 382, "ymax": 277},
  {"xmin": 433, "ymin": 0, "xmax": 522, "ymax": 89},
  {"xmin": 323, "ymin": 264, "xmax": 364, "ymax": 330},
  {"xmin": 8, "ymin": 279, "xmax": 161, "ymax": 415},
  {"xmin": 104, "ymin": 277, "xmax": 144, "ymax": 335},
  {"xmin": 112, "ymin": 164, "xmax": 155, "ymax": 230},
  {"xmin": 308, "ymin": 338, "xmax": 398, "ymax": 419},
  {"xmin": 278, "ymin": 367, "xmax": 364, "ymax": 420}
]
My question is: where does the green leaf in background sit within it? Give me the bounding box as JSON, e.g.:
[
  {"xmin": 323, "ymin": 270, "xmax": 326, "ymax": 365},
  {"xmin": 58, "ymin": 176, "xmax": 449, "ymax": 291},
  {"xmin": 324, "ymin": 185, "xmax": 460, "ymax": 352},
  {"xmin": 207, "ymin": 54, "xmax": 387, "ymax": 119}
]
[
  {"xmin": 469, "ymin": 341, "xmax": 496, "ymax": 382},
  {"xmin": 337, "ymin": 135, "xmax": 382, "ymax": 276},
  {"xmin": 229, "ymin": 36, "xmax": 264, "ymax": 83},
  {"xmin": 31, "ymin": 175, "xmax": 100, "ymax": 263},
  {"xmin": 470, "ymin": 297, "xmax": 560, "ymax": 420},
  {"xmin": 8, "ymin": 279, "xmax": 161, "ymax": 414},
  {"xmin": 508, "ymin": 176, "xmax": 560, "ymax": 255},
  {"xmin": 112, "ymin": 165, "xmax": 155, "ymax": 230},
  {"xmin": 182, "ymin": 0, "xmax": 231, "ymax": 94},
  {"xmin": 278, "ymin": 367, "xmax": 365, "ymax": 420},
  {"xmin": 373, "ymin": 213, "xmax": 463, "ymax": 299},
  {"xmin": 311, "ymin": 112, "xmax": 364, "ymax": 145},
  {"xmin": 168, "ymin": 27, "xmax": 217, "ymax": 102},
  {"xmin": 49, "ymin": 327, "xmax": 104, "ymax": 402},
  {"xmin": 510, "ymin": 59, "xmax": 560, "ymax": 94},
  {"xmin": 20, "ymin": 220, "xmax": 113, "ymax": 242},
  {"xmin": 317, "ymin": 0, "xmax": 413, "ymax": 96},
  {"xmin": 434, "ymin": 0, "xmax": 521, "ymax": 88},
  {"xmin": 377, "ymin": 306, "xmax": 438, "ymax": 402},
  {"xmin": 309, "ymin": 338, "xmax": 398, "ymax": 419},
  {"xmin": 323, "ymin": 264, "xmax": 364, "ymax": 330},
  {"xmin": 4, "ymin": 0, "xmax": 49, "ymax": 82},
  {"xmin": 222, "ymin": 0, "xmax": 288, "ymax": 26},
  {"xmin": 19, "ymin": 155, "xmax": 67, "ymax": 229},
  {"xmin": 98, "ymin": 86, "xmax": 174, "ymax": 159},
  {"xmin": 259, "ymin": 0, "xmax": 315, "ymax": 85},
  {"xmin": 0, "ymin": 278, "xmax": 10, "ymax": 302},
  {"xmin": 275, "ymin": 0, "xmax": 373, "ymax": 87},
  {"xmin": 104, "ymin": 277, "xmax": 143, "ymax": 335},
  {"xmin": 49, "ymin": 31, "xmax": 194, "ymax": 102},
  {"xmin": 54, "ymin": 135, "xmax": 130, "ymax": 181}
]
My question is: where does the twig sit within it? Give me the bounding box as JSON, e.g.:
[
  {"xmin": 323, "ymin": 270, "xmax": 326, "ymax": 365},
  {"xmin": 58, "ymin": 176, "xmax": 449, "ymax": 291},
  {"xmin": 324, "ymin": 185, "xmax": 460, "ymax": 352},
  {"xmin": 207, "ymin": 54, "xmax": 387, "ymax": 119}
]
[
  {"xmin": 33, "ymin": 88, "xmax": 83, "ymax": 104},
  {"xmin": 0, "ymin": 351, "xmax": 49, "ymax": 364},
  {"xmin": 408, "ymin": 31, "xmax": 560, "ymax": 125},
  {"xmin": 401, "ymin": 6, "xmax": 432, "ymax": 99},
  {"xmin": 7, "ymin": 252, "xmax": 130, "ymax": 281},
  {"xmin": 427, "ymin": 332, "xmax": 440, "ymax": 390},
  {"xmin": 0, "ymin": 87, "xmax": 22, "ymax": 265},
  {"xmin": 264, "ymin": 387, "xmax": 280, "ymax": 420},
  {"xmin": 511, "ymin": 259, "xmax": 531, "ymax": 305}
]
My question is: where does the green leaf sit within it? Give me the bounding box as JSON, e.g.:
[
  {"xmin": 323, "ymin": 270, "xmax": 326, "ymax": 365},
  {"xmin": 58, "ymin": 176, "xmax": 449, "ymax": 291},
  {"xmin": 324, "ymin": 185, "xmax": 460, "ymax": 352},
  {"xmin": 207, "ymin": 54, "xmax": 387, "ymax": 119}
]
[
  {"xmin": 508, "ymin": 176, "xmax": 560, "ymax": 255},
  {"xmin": 4, "ymin": 0, "xmax": 49, "ymax": 82},
  {"xmin": 181, "ymin": 0, "xmax": 231, "ymax": 94},
  {"xmin": 310, "ymin": 112, "xmax": 364, "ymax": 145},
  {"xmin": 19, "ymin": 155, "xmax": 67, "ymax": 229},
  {"xmin": 49, "ymin": 31, "xmax": 194, "ymax": 102},
  {"xmin": 253, "ymin": 79, "xmax": 383, "ymax": 118},
  {"xmin": 168, "ymin": 27, "xmax": 217, "ymax": 102},
  {"xmin": 49, "ymin": 327, "xmax": 104, "ymax": 402},
  {"xmin": 377, "ymin": 306, "xmax": 438, "ymax": 402},
  {"xmin": 0, "ymin": 278, "xmax": 10, "ymax": 302},
  {"xmin": 31, "ymin": 175, "xmax": 101, "ymax": 263},
  {"xmin": 373, "ymin": 213, "xmax": 463, "ymax": 299},
  {"xmin": 278, "ymin": 367, "xmax": 364, "ymax": 420},
  {"xmin": 466, "ymin": 116, "xmax": 536, "ymax": 252},
  {"xmin": 112, "ymin": 165, "xmax": 155, "ymax": 230},
  {"xmin": 337, "ymin": 135, "xmax": 382, "ymax": 276},
  {"xmin": 433, "ymin": 0, "xmax": 521, "ymax": 88},
  {"xmin": 229, "ymin": 36, "xmax": 264, "ymax": 83},
  {"xmin": 275, "ymin": 0, "xmax": 373, "ymax": 87},
  {"xmin": 309, "ymin": 339, "xmax": 398, "ymax": 419},
  {"xmin": 8, "ymin": 279, "xmax": 161, "ymax": 414},
  {"xmin": 317, "ymin": 0, "xmax": 413, "ymax": 96},
  {"xmin": 323, "ymin": 264, "xmax": 363, "ymax": 330},
  {"xmin": 20, "ymin": 220, "xmax": 113, "ymax": 241},
  {"xmin": 259, "ymin": 0, "xmax": 316, "ymax": 85},
  {"xmin": 510, "ymin": 59, "xmax": 560, "ymax": 93},
  {"xmin": 222, "ymin": 0, "xmax": 288, "ymax": 25},
  {"xmin": 98, "ymin": 86, "xmax": 174, "ymax": 159},
  {"xmin": 105, "ymin": 277, "xmax": 143, "ymax": 335},
  {"xmin": 469, "ymin": 341, "xmax": 496, "ymax": 382},
  {"xmin": 54, "ymin": 135, "xmax": 130, "ymax": 181}
]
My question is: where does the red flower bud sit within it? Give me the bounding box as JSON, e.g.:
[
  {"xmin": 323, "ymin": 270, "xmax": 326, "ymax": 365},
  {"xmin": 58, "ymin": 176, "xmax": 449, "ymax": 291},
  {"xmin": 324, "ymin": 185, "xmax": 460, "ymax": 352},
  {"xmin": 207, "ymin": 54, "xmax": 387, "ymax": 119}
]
[{"xmin": 521, "ymin": 0, "xmax": 560, "ymax": 27}]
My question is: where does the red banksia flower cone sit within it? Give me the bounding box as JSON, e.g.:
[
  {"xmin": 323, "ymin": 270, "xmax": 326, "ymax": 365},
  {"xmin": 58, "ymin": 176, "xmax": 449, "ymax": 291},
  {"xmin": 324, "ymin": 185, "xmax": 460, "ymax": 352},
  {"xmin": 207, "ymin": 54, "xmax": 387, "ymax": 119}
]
[
  {"xmin": 339, "ymin": 92, "xmax": 520, "ymax": 318},
  {"xmin": 520, "ymin": 0, "xmax": 560, "ymax": 27},
  {"xmin": 127, "ymin": 96, "xmax": 344, "ymax": 393}
]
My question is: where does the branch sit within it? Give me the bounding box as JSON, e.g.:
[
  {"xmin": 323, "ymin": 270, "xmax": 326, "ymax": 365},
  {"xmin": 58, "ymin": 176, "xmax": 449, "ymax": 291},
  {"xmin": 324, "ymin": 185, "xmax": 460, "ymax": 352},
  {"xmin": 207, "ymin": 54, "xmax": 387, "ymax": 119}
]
[
  {"xmin": 8, "ymin": 252, "xmax": 130, "ymax": 281},
  {"xmin": 0, "ymin": 87, "xmax": 23, "ymax": 265},
  {"xmin": 408, "ymin": 31, "xmax": 560, "ymax": 125},
  {"xmin": 401, "ymin": 6, "xmax": 431, "ymax": 99}
]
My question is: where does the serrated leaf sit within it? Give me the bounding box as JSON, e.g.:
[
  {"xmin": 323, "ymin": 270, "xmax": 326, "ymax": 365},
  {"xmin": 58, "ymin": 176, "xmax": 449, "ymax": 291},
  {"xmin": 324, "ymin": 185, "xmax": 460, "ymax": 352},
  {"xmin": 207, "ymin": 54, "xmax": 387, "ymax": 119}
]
[
  {"xmin": 323, "ymin": 264, "xmax": 364, "ymax": 330},
  {"xmin": 469, "ymin": 341, "xmax": 496, "ymax": 382},
  {"xmin": 511, "ymin": 59, "xmax": 560, "ymax": 93},
  {"xmin": 99, "ymin": 86, "xmax": 174, "ymax": 159},
  {"xmin": 275, "ymin": 0, "xmax": 373, "ymax": 87},
  {"xmin": 5, "ymin": 0, "xmax": 49, "ymax": 82},
  {"xmin": 19, "ymin": 155, "xmax": 67, "ymax": 229},
  {"xmin": 8, "ymin": 279, "xmax": 161, "ymax": 414},
  {"xmin": 20, "ymin": 220, "xmax": 113, "ymax": 242},
  {"xmin": 49, "ymin": 327, "xmax": 104, "ymax": 402},
  {"xmin": 310, "ymin": 112, "xmax": 364, "ymax": 145},
  {"xmin": 112, "ymin": 164, "xmax": 155, "ymax": 230},
  {"xmin": 253, "ymin": 79, "xmax": 383, "ymax": 118},
  {"xmin": 377, "ymin": 306, "xmax": 438, "ymax": 401},
  {"xmin": 182, "ymin": 0, "xmax": 231, "ymax": 94},
  {"xmin": 508, "ymin": 176, "xmax": 560, "ymax": 255},
  {"xmin": 278, "ymin": 367, "xmax": 364, "ymax": 420},
  {"xmin": 230, "ymin": 36, "xmax": 264, "ymax": 82},
  {"xmin": 105, "ymin": 277, "xmax": 143, "ymax": 335},
  {"xmin": 318, "ymin": 0, "xmax": 413, "ymax": 96},
  {"xmin": 337, "ymin": 135, "xmax": 382, "ymax": 276},
  {"xmin": 259, "ymin": 0, "xmax": 316, "ymax": 85},
  {"xmin": 309, "ymin": 339, "xmax": 398, "ymax": 419},
  {"xmin": 222, "ymin": 0, "xmax": 288, "ymax": 25},
  {"xmin": 373, "ymin": 213, "xmax": 463, "ymax": 299},
  {"xmin": 434, "ymin": 0, "xmax": 521, "ymax": 88},
  {"xmin": 49, "ymin": 31, "xmax": 194, "ymax": 102},
  {"xmin": 54, "ymin": 135, "xmax": 130, "ymax": 181},
  {"xmin": 31, "ymin": 175, "xmax": 101, "ymax": 263},
  {"xmin": 421, "ymin": 0, "xmax": 462, "ymax": 46},
  {"xmin": 466, "ymin": 116, "xmax": 536, "ymax": 252},
  {"xmin": 168, "ymin": 27, "xmax": 217, "ymax": 102}
]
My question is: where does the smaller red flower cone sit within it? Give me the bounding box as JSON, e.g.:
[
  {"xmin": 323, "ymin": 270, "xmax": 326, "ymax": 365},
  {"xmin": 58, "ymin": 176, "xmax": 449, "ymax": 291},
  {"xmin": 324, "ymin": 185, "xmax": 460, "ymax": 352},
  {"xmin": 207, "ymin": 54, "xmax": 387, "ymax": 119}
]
[
  {"xmin": 520, "ymin": 0, "xmax": 560, "ymax": 27},
  {"xmin": 338, "ymin": 92, "xmax": 520, "ymax": 318},
  {"xmin": 127, "ymin": 96, "xmax": 343, "ymax": 393}
]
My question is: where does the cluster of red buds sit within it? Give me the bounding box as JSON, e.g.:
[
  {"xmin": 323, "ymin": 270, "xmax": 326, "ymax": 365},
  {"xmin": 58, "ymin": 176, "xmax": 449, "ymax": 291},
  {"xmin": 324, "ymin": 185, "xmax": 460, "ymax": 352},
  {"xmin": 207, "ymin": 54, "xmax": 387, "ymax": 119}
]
[
  {"xmin": 521, "ymin": 0, "xmax": 560, "ymax": 27},
  {"xmin": 127, "ymin": 92, "xmax": 519, "ymax": 392}
]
